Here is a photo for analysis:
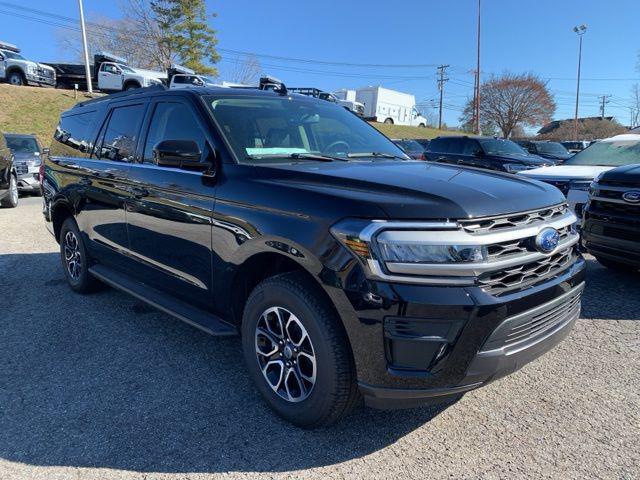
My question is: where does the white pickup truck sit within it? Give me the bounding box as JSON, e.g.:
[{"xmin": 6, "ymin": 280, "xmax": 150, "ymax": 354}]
[
  {"xmin": 167, "ymin": 65, "xmax": 218, "ymax": 89},
  {"xmin": 0, "ymin": 41, "xmax": 55, "ymax": 87}
]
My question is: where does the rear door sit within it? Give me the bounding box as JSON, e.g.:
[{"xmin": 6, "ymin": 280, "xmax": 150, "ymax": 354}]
[{"xmin": 125, "ymin": 96, "xmax": 218, "ymax": 311}]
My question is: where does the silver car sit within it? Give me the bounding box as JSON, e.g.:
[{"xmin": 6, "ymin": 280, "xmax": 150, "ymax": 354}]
[{"xmin": 3, "ymin": 133, "xmax": 42, "ymax": 195}]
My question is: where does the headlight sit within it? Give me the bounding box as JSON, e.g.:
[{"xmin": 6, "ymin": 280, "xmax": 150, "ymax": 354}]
[
  {"xmin": 505, "ymin": 163, "xmax": 533, "ymax": 173},
  {"xmin": 331, "ymin": 219, "xmax": 487, "ymax": 268},
  {"xmin": 568, "ymin": 180, "xmax": 591, "ymax": 191},
  {"xmin": 27, "ymin": 64, "xmax": 37, "ymax": 74}
]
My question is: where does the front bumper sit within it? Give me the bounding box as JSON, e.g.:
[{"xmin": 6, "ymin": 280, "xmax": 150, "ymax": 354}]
[
  {"xmin": 582, "ymin": 217, "xmax": 640, "ymax": 268},
  {"xmin": 17, "ymin": 171, "xmax": 41, "ymax": 192},
  {"xmin": 26, "ymin": 73, "xmax": 56, "ymax": 87},
  {"xmin": 327, "ymin": 255, "xmax": 586, "ymax": 408}
]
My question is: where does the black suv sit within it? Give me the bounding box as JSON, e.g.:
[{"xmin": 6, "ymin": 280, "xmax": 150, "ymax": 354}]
[
  {"xmin": 43, "ymin": 84, "xmax": 585, "ymax": 427},
  {"xmin": 0, "ymin": 132, "xmax": 18, "ymax": 208},
  {"xmin": 516, "ymin": 140, "xmax": 573, "ymax": 164},
  {"xmin": 426, "ymin": 136, "xmax": 554, "ymax": 173},
  {"xmin": 582, "ymin": 164, "xmax": 640, "ymax": 271}
]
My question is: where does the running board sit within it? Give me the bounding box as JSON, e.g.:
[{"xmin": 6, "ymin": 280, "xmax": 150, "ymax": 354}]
[{"xmin": 89, "ymin": 264, "xmax": 237, "ymax": 336}]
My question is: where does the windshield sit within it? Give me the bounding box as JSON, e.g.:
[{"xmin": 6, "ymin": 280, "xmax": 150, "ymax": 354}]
[
  {"xmin": 536, "ymin": 142, "xmax": 569, "ymax": 155},
  {"xmin": 5, "ymin": 136, "xmax": 39, "ymax": 154},
  {"xmin": 1, "ymin": 50, "xmax": 26, "ymax": 60},
  {"xmin": 201, "ymin": 76, "xmax": 216, "ymax": 84},
  {"xmin": 395, "ymin": 139, "xmax": 424, "ymax": 153},
  {"xmin": 117, "ymin": 63, "xmax": 135, "ymax": 73},
  {"xmin": 564, "ymin": 138, "xmax": 640, "ymax": 166},
  {"xmin": 208, "ymin": 95, "xmax": 408, "ymax": 162},
  {"xmin": 479, "ymin": 138, "xmax": 528, "ymax": 156}
]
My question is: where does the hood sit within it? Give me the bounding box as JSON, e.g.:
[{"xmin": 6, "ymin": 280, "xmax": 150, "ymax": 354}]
[
  {"xmin": 13, "ymin": 151, "xmax": 40, "ymax": 162},
  {"xmin": 37, "ymin": 63, "xmax": 55, "ymax": 72},
  {"xmin": 489, "ymin": 152, "xmax": 551, "ymax": 166},
  {"xmin": 259, "ymin": 160, "xmax": 565, "ymax": 220},
  {"xmin": 599, "ymin": 164, "xmax": 640, "ymax": 184},
  {"xmin": 519, "ymin": 164, "xmax": 613, "ymax": 180},
  {"xmin": 537, "ymin": 152, "xmax": 572, "ymax": 161}
]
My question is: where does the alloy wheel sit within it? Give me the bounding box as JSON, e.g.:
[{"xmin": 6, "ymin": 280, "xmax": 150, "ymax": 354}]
[
  {"xmin": 63, "ymin": 231, "xmax": 82, "ymax": 281},
  {"xmin": 255, "ymin": 306, "xmax": 316, "ymax": 403}
]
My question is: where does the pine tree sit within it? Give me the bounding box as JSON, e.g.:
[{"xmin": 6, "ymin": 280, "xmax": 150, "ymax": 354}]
[{"xmin": 151, "ymin": 0, "xmax": 220, "ymax": 75}]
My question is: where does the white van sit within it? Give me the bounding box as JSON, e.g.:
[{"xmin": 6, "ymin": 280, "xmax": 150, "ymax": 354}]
[{"xmin": 355, "ymin": 86, "xmax": 428, "ymax": 127}]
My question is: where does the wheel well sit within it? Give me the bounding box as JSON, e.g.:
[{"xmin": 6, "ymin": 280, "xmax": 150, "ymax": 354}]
[
  {"xmin": 6, "ymin": 67, "xmax": 24, "ymax": 78},
  {"xmin": 230, "ymin": 252, "xmax": 327, "ymax": 326},
  {"xmin": 123, "ymin": 80, "xmax": 141, "ymax": 89},
  {"xmin": 51, "ymin": 202, "xmax": 74, "ymax": 243}
]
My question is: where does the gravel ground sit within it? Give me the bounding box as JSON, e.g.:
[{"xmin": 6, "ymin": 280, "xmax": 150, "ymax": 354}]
[{"xmin": 1, "ymin": 197, "xmax": 638, "ymax": 480}]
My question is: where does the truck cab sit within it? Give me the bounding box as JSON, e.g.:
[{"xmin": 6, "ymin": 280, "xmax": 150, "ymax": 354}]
[
  {"xmin": 0, "ymin": 41, "xmax": 55, "ymax": 87},
  {"xmin": 167, "ymin": 64, "xmax": 217, "ymax": 90},
  {"xmin": 93, "ymin": 53, "xmax": 165, "ymax": 92}
]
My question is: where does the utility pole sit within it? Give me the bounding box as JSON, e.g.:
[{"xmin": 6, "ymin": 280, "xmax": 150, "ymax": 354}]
[
  {"xmin": 599, "ymin": 94, "xmax": 611, "ymax": 119},
  {"xmin": 572, "ymin": 24, "xmax": 587, "ymax": 140},
  {"xmin": 474, "ymin": 0, "xmax": 481, "ymax": 134},
  {"xmin": 78, "ymin": 0, "xmax": 93, "ymax": 95},
  {"xmin": 437, "ymin": 64, "xmax": 449, "ymax": 130}
]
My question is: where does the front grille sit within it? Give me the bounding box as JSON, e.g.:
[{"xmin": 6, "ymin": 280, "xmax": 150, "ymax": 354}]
[
  {"xmin": 479, "ymin": 247, "xmax": 576, "ymax": 295},
  {"xmin": 14, "ymin": 162, "xmax": 28, "ymax": 175},
  {"xmin": 486, "ymin": 226, "xmax": 570, "ymax": 261},
  {"xmin": 36, "ymin": 67, "xmax": 54, "ymax": 79},
  {"xmin": 603, "ymin": 225, "xmax": 638, "ymax": 242},
  {"xmin": 460, "ymin": 204, "xmax": 567, "ymax": 234}
]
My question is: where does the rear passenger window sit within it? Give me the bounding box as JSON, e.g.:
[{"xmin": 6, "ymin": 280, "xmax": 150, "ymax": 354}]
[
  {"xmin": 427, "ymin": 138, "xmax": 448, "ymax": 153},
  {"xmin": 96, "ymin": 104, "xmax": 145, "ymax": 162},
  {"xmin": 50, "ymin": 111, "xmax": 97, "ymax": 158},
  {"xmin": 143, "ymin": 102, "xmax": 206, "ymax": 164},
  {"xmin": 461, "ymin": 139, "xmax": 481, "ymax": 155}
]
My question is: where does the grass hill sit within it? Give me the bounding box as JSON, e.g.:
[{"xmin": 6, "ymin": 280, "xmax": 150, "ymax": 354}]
[{"xmin": 0, "ymin": 84, "xmax": 451, "ymax": 147}]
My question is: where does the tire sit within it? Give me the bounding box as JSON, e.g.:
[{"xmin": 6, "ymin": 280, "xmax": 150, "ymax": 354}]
[
  {"xmin": 596, "ymin": 256, "xmax": 638, "ymax": 273},
  {"xmin": 7, "ymin": 71, "xmax": 25, "ymax": 86},
  {"xmin": 125, "ymin": 83, "xmax": 140, "ymax": 91},
  {"xmin": 0, "ymin": 174, "xmax": 18, "ymax": 208},
  {"xmin": 59, "ymin": 217, "xmax": 102, "ymax": 293},
  {"xmin": 383, "ymin": 118, "xmax": 394, "ymax": 124},
  {"xmin": 241, "ymin": 272, "xmax": 360, "ymax": 428}
]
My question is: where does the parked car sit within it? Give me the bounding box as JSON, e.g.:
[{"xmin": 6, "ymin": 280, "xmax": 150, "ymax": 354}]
[
  {"xmin": 391, "ymin": 138, "xmax": 425, "ymax": 160},
  {"xmin": 0, "ymin": 132, "xmax": 18, "ymax": 208},
  {"xmin": 355, "ymin": 86, "xmax": 428, "ymax": 126},
  {"xmin": 3, "ymin": 133, "xmax": 43, "ymax": 195},
  {"xmin": 45, "ymin": 52, "xmax": 165, "ymax": 92},
  {"xmin": 425, "ymin": 136, "xmax": 554, "ymax": 173},
  {"xmin": 414, "ymin": 138, "xmax": 431, "ymax": 150},
  {"xmin": 561, "ymin": 140, "xmax": 590, "ymax": 154},
  {"xmin": 519, "ymin": 134, "xmax": 640, "ymax": 218},
  {"xmin": 43, "ymin": 82, "xmax": 585, "ymax": 427},
  {"xmin": 516, "ymin": 140, "xmax": 573, "ymax": 164},
  {"xmin": 0, "ymin": 41, "xmax": 55, "ymax": 87},
  {"xmin": 582, "ymin": 164, "xmax": 640, "ymax": 272}
]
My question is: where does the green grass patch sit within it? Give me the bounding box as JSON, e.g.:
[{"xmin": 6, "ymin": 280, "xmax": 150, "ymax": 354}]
[{"xmin": 370, "ymin": 122, "xmax": 454, "ymax": 140}]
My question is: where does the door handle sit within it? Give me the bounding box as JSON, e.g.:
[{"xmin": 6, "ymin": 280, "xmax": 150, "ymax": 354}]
[
  {"xmin": 130, "ymin": 187, "xmax": 149, "ymax": 199},
  {"xmin": 457, "ymin": 159, "xmax": 465, "ymax": 165}
]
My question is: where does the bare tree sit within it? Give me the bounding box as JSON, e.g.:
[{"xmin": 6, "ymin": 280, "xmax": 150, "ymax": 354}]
[
  {"xmin": 460, "ymin": 73, "xmax": 555, "ymax": 138},
  {"xmin": 229, "ymin": 55, "xmax": 261, "ymax": 85},
  {"xmin": 55, "ymin": 0, "xmax": 177, "ymax": 70}
]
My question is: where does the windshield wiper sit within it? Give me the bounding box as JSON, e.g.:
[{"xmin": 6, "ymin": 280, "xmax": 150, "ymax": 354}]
[
  {"xmin": 246, "ymin": 153, "xmax": 348, "ymax": 162},
  {"xmin": 346, "ymin": 152, "xmax": 407, "ymax": 160}
]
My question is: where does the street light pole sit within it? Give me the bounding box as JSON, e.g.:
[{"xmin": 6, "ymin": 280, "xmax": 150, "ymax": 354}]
[
  {"xmin": 573, "ymin": 24, "xmax": 587, "ymax": 140},
  {"xmin": 78, "ymin": 0, "xmax": 93, "ymax": 95},
  {"xmin": 474, "ymin": 0, "xmax": 481, "ymax": 135}
]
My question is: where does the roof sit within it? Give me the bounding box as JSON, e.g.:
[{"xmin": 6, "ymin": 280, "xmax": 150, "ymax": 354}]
[
  {"xmin": 599, "ymin": 134, "xmax": 640, "ymax": 143},
  {"xmin": 2, "ymin": 132, "xmax": 37, "ymax": 139}
]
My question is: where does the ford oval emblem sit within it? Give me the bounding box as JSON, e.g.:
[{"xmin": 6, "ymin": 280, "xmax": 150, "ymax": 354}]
[
  {"xmin": 535, "ymin": 227, "xmax": 560, "ymax": 254},
  {"xmin": 622, "ymin": 191, "xmax": 640, "ymax": 203}
]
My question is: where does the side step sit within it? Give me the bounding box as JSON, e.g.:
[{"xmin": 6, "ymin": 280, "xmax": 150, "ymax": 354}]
[{"xmin": 89, "ymin": 264, "xmax": 237, "ymax": 336}]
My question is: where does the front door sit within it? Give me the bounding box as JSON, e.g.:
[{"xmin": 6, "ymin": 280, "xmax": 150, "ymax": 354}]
[
  {"xmin": 98, "ymin": 63, "xmax": 123, "ymax": 91},
  {"xmin": 125, "ymin": 97, "xmax": 217, "ymax": 311}
]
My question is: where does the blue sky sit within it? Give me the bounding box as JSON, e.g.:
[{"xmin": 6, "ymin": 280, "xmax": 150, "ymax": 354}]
[{"xmin": 2, "ymin": 0, "xmax": 639, "ymax": 128}]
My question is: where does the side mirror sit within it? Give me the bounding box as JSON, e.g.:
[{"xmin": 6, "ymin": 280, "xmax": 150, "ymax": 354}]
[
  {"xmin": 42, "ymin": 147, "xmax": 50, "ymax": 155},
  {"xmin": 153, "ymin": 140, "xmax": 203, "ymax": 169}
]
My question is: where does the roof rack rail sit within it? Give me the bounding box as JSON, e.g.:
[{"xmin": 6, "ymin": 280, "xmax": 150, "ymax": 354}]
[
  {"xmin": 0, "ymin": 41, "xmax": 20, "ymax": 53},
  {"xmin": 74, "ymin": 84, "xmax": 167, "ymax": 108}
]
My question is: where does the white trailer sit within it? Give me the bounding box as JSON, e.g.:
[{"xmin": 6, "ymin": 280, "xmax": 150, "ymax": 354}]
[{"xmin": 355, "ymin": 86, "xmax": 427, "ymax": 127}]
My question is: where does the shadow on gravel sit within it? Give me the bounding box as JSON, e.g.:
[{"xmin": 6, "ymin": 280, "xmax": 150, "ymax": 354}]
[
  {"xmin": 580, "ymin": 258, "xmax": 640, "ymax": 321},
  {"xmin": 0, "ymin": 252, "xmax": 454, "ymax": 475}
]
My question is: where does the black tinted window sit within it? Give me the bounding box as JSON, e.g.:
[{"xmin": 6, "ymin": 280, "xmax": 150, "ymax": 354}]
[
  {"xmin": 97, "ymin": 104, "xmax": 145, "ymax": 162},
  {"xmin": 427, "ymin": 138, "xmax": 450, "ymax": 153},
  {"xmin": 461, "ymin": 138, "xmax": 481, "ymax": 155},
  {"xmin": 446, "ymin": 138, "xmax": 465, "ymax": 154},
  {"xmin": 50, "ymin": 111, "xmax": 97, "ymax": 158},
  {"xmin": 143, "ymin": 102, "xmax": 205, "ymax": 164}
]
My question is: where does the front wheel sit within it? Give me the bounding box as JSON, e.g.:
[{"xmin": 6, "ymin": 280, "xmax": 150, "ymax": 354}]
[
  {"xmin": 241, "ymin": 272, "xmax": 359, "ymax": 428},
  {"xmin": 8, "ymin": 72, "xmax": 25, "ymax": 86},
  {"xmin": 0, "ymin": 174, "xmax": 18, "ymax": 208}
]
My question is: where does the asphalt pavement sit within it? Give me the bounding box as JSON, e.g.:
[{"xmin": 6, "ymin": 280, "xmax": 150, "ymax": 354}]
[{"xmin": 0, "ymin": 196, "xmax": 638, "ymax": 480}]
